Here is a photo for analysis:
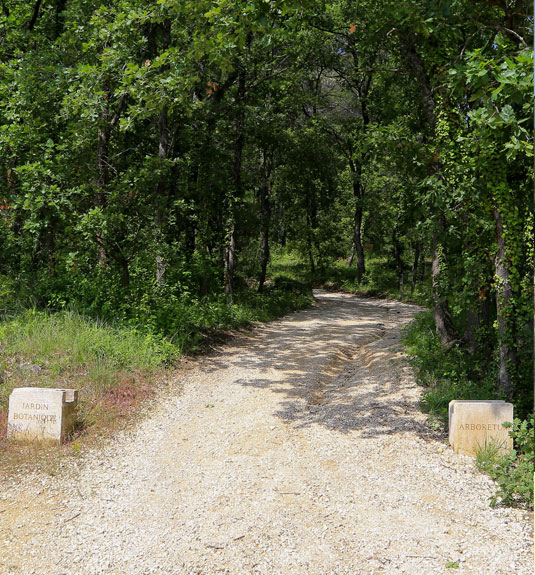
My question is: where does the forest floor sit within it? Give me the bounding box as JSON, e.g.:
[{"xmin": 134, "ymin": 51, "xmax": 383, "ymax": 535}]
[{"xmin": 0, "ymin": 291, "xmax": 532, "ymax": 575}]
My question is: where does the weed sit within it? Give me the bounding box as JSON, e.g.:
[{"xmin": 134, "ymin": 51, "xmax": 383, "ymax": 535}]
[
  {"xmin": 476, "ymin": 416, "xmax": 534, "ymax": 509},
  {"xmin": 0, "ymin": 282, "xmax": 313, "ymax": 467}
]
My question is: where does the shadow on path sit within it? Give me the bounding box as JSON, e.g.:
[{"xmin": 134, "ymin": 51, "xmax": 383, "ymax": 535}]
[{"xmin": 200, "ymin": 291, "xmax": 438, "ymax": 442}]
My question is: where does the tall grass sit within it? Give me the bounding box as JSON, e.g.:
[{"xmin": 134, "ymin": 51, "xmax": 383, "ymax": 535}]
[{"xmin": 0, "ymin": 310, "xmax": 177, "ymax": 445}]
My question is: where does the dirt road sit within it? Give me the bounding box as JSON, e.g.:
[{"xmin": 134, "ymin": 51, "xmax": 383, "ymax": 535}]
[{"xmin": 0, "ymin": 291, "xmax": 532, "ymax": 574}]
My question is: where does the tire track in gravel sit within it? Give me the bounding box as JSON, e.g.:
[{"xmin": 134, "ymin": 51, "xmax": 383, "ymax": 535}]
[{"xmin": 0, "ymin": 290, "xmax": 532, "ymax": 575}]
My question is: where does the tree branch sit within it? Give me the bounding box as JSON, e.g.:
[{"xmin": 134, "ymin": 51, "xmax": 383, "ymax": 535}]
[
  {"xmin": 487, "ymin": 24, "xmax": 527, "ymax": 47},
  {"xmin": 28, "ymin": 0, "xmax": 43, "ymax": 31},
  {"xmin": 110, "ymin": 94, "xmax": 128, "ymax": 129}
]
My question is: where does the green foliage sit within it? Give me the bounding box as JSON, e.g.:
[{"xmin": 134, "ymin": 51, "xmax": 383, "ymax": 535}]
[
  {"xmin": 405, "ymin": 312, "xmax": 533, "ymax": 508},
  {"xmin": 403, "ymin": 312, "xmax": 497, "ymax": 427},
  {"xmin": 476, "ymin": 416, "xmax": 534, "ymax": 509},
  {"xmin": 124, "ymin": 281, "xmax": 313, "ymax": 353},
  {"xmin": 0, "ymin": 282, "xmax": 312, "ymax": 441}
]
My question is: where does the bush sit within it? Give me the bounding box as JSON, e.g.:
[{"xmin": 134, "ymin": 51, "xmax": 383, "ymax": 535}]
[{"xmin": 404, "ymin": 311, "xmax": 533, "ymax": 508}]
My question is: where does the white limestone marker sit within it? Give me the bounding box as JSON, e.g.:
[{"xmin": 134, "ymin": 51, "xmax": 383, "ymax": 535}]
[
  {"xmin": 7, "ymin": 387, "xmax": 78, "ymax": 443},
  {"xmin": 448, "ymin": 400, "xmax": 513, "ymax": 457}
]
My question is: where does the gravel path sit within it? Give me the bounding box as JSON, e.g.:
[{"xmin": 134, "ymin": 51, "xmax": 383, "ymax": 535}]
[{"xmin": 0, "ymin": 291, "xmax": 532, "ymax": 575}]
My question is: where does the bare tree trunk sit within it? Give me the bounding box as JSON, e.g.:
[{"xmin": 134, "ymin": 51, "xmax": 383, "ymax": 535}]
[
  {"xmin": 411, "ymin": 241, "xmax": 421, "ymax": 293},
  {"xmin": 352, "ymin": 204, "xmax": 365, "ymax": 283},
  {"xmin": 347, "ymin": 244, "xmax": 355, "ymax": 268},
  {"xmin": 392, "ymin": 226, "xmax": 405, "ymax": 290},
  {"xmin": 258, "ymin": 149, "xmax": 272, "ymax": 294},
  {"xmin": 224, "ymin": 69, "xmax": 246, "ymax": 301},
  {"xmin": 306, "ymin": 212, "xmax": 315, "ymax": 275},
  {"xmin": 224, "ymin": 222, "xmax": 236, "ymax": 299},
  {"xmin": 494, "ymin": 207, "xmax": 515, "ymax": 399},
  {"xmin": 347, "ymin": 159, "xmax": 365, "ymax": 282},
  {"xmin": 275, "ymin": 202, "xmax": 286, "ymax": 246}
]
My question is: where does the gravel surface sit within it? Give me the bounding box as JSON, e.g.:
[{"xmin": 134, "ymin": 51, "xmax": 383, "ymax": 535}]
[{"xmin": 0, "ymin": 291, "xmax": 532, "ymax": 574}]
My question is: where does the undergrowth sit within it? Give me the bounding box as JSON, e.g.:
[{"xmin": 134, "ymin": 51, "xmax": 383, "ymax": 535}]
[
  {"xmin": 476, "ymin": 417, "xmax": 534, "ymax": 508},
  {"xmin": 270, "ymin": 253, "xmax": 431, "ymax": 306},
  {"xmin": 0, "ymin": 310, "xmax": 175, "ymax": 451}
]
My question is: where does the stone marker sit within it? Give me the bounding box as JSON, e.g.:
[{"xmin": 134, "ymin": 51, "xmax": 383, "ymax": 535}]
[
  {"xmin": 7, "ymin": 387, "xmax": 78, "ymax": 443},
  {"xmin": 448, "ymin": 400, "xmax": 513, "ymax": 457}
]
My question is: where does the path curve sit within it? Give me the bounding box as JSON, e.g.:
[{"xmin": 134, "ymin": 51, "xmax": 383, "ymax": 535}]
[{"xmin": 0, "ymin": 291, "xmax": 532, "ymax": 574}]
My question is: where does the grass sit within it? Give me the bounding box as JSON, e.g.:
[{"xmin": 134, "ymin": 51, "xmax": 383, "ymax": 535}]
[
  {"xmin": 402, "ymin": 311, "xmax": 498, "ymax": 428},
  {"xmin": 268, "ymin": 250, "xmax": 431, "ymax": 306}
]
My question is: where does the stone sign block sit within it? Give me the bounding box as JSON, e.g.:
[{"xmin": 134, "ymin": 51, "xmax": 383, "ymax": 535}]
[
  {"xmin": 7, "ymin": 387, "xmax": 78, "ymax": 443},
  {"xmin": 448, "ymin": 400, "xmax": 513, "ymax": 457}
]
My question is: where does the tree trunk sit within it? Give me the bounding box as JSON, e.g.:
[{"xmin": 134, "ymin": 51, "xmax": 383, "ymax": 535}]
[
  {"xmin": 411, "ymin": 241, "xmax": 421, "ymax": 293},
  {"xmin": 224, "ymin": 69, "xmax": 246, "ymax": 301},
  {"xmin": 120, "ymin": 257, "xmax": 130, "ymax": 288},
  {"xmin": 399, "ymin": 35, "xmax": 458, "ymax": 343},
  {"xmin": 392, "ymin": 226, "xmax": 405, "ymax": 290},
  {"xmin": 224, "ymin": 221, "xmax": 236, "ymax": 299},
  {"xmin": 96, "ymin": 78, "xmax": 126, "ymax": 266},
  {"xmin": 463, "ymin": 286, "xmax": 492, "ymax": 353},
  {"xmin": 54, "ymin": 0, "xmax": 66, "ymax": 38},
  {"xmin": 431, "ymin": 230, "xmax": 458, "ymax": 346},
  {"xmin": 153, "ymin": 22, "xmax": 171, "ymax": 286},
  {"xmin": 347, "ymin": 159, "xmax": 365, "ymax": 282},
  {"xmin": 258, "ymin": 149, "xmax": 272, "ymax": 294},
  {"xmin": 154, "ymin": 104, "xmax": 169, "ymax": 286},
  {"xmin": 96, "ymin": 81, "xmax": 111, "ymax": 266},
  {"xmin": 494, "ymin": 207, "xmax": 515, "ymax": 399},
  {"xmin": 464, "ymin": 303, "xmax": 480, "ymax": 354},
  {"xmin": 276, "ymin": 202, "xmax": 286, "ymax": 246},
  {"xmin": 306, "ymin": 212, "xmax": 315, "ymax": 275}
]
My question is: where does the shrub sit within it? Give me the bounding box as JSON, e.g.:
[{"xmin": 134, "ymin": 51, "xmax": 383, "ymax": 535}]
[
  {"xmin": 403, "ymin": 312, "xmax": 495, "ymax": 427},
  {"xmin": 476, "ymin": 416, "xmax": 534, "ymax": 509}
]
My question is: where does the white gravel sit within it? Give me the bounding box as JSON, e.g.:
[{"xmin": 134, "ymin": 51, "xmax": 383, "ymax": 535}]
[{"xmin": 0, "ymin": 290, "xmax": 532, "ymax": 574}]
